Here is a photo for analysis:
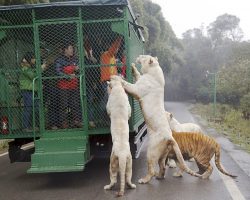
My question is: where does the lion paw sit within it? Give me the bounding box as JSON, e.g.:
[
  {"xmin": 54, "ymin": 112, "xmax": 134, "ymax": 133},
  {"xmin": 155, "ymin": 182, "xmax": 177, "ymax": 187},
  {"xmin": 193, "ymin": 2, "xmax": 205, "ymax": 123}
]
[
  {"xmin": 104, "ymin": 184, "xmax": 112, "ymax": 190},
  {"xmin": 128, "ymin": 183, "xmax": 136, "ymax": 189},
  {"xmin": 168, "ymin": 159, "xmax": 177, "ymax": 168},
  {"xmin": 132, "ymin": 63, "xmax": 139, "ymax": 73},
  {"xmin": 116, "ymin": 191, "xmax": 124, "ymax": 197}
]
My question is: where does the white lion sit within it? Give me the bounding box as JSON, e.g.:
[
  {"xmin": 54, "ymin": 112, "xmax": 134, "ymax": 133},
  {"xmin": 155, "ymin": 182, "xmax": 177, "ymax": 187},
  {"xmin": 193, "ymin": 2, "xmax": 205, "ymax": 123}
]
[
  {"xmin": 165, "ymin": 112, "xmax": 202, "ymax": 133},
  {"xmin": 104, "ymin": 78, "xmax": 136, "ymax": 197},
  {"xmin": 112, "ymin": 55, "xmax": 201, "ymax": 184}
]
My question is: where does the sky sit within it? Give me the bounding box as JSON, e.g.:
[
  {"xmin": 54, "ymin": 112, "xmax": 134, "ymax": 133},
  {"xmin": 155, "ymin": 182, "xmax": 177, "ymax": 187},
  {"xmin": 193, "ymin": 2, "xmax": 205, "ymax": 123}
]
[{"xmin": 151, "ymin": 0, "xmax": 250, "ymax": 40}]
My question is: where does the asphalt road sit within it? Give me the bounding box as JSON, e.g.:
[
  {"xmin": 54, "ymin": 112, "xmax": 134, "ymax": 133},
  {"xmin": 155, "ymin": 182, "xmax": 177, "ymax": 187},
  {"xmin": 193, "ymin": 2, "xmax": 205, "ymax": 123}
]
[{"xmin": 0, "ymin": 102, "xmax": 250, "ymax": 200}]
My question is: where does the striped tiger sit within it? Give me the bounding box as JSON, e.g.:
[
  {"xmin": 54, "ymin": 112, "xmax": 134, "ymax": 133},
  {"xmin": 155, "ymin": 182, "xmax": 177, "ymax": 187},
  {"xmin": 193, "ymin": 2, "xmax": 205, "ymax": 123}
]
[{"xmin": 167, "ymin": 131, "xmax": 237, "ymax": 179}]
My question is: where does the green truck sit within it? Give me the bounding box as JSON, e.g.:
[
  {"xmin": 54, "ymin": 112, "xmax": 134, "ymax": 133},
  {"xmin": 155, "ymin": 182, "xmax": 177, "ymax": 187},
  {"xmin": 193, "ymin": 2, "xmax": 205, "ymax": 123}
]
[{"xmin": 0, "ymin": 0, "xmax": 146, "ymax": 173}]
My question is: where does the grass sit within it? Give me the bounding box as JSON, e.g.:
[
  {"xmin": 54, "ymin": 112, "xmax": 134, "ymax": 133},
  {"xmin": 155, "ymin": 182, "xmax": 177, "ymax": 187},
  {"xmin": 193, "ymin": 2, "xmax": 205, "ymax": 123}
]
[
  {"xmin": 191, "ymin": 103, "xmax": 250, "ymax": 153},
  {"xmin": 0, "ymin": 140, "xmax": 9, "ymax": 153}
]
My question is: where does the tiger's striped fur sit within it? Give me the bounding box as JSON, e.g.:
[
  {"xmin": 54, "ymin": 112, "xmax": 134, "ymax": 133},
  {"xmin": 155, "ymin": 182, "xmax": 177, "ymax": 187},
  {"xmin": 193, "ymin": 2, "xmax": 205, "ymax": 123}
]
[{"xmin": 167, "ymin": 131, "xmax": 237, "ymax": 179}]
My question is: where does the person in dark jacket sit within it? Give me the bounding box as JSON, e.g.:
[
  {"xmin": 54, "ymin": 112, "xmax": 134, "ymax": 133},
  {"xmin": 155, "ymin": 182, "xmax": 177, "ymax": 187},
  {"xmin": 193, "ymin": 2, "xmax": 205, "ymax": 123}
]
[
  {"xmin": 41, "ymin": 47, "xmax": 60, "ymax": 130},
  {"xmin": 55, "ymin": 41, "xmax": 82, "ymax": 129},
  {"xmin": 84, "ymin": 36, "xmax": 99, "ymax": 128}
]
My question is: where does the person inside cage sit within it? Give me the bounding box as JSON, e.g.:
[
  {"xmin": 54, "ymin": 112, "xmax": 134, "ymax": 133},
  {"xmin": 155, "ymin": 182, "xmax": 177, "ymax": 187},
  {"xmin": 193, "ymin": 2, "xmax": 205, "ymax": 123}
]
[
  {"xmin": 19, "ymin": 52, "xmax": 43, "ymax": 132},
  {"xmin": 99, "ymin": 35, "xmax": 123, "ymax": 119},
  {"xmin": 55, "ymin": 41, "xmax": 82, "ymax": 129},
  {"xmin": 41, "ymin": 46, "xmax": 60, "ymax": 130},
  {"xmin": 117, "ymin": 48, "xmax": 127, "ymax": 78},
  {"xmin": 84, "ymin": 36, "xmax": 99, "ymax": 128},
  {"xmin": 100, "ymin": 35, "xmax": 123, "ymax": 82}
]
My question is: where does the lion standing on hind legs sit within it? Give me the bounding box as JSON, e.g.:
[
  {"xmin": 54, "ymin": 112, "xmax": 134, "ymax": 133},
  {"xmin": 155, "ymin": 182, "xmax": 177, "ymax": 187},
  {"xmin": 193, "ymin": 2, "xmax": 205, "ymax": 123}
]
[
  {"xmin": 112, "ymin": 55, "xmax": 202, "ymax": 184},
  {"xmin": 104, "ymin": 78, "xmax": 136, "ymax": 197}
]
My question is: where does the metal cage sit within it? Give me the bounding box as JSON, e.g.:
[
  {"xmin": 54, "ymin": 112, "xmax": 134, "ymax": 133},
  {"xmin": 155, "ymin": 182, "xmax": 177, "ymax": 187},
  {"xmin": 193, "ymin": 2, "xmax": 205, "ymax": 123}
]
[{"xmin": 0, "ymin": 0, "xmax": 145, "ymax": 173}]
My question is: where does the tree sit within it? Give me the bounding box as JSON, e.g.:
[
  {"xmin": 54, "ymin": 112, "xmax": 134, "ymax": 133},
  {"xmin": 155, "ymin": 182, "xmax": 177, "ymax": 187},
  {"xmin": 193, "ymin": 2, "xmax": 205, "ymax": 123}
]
[
  {"xmin": 166, "ymin": 13, "xmax": 248, "ymax": 102},
  {"xmin": 207, "ymin": 13, "xmax": 243, "ymax": 46},
  {"xmin": 166, "ymin": 28, "xmax": 215, "ymax": 100},
  {"xmin": 130, "ymin": 0, "xmax": 183, "ymax": 73},
  {"xmin": 240, "ymin": 93, "xmax": 250, "ymax": 119},
  {"xmin": 217, "ymin": 43, "xmax": 250, "ymax": 105}
]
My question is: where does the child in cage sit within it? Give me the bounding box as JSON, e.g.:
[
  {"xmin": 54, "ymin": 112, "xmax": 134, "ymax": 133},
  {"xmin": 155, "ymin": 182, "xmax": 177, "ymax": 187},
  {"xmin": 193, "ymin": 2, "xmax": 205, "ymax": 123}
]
[{"xmin": 19, "ymin": 52, "xmax": 44, "ymax": 132}]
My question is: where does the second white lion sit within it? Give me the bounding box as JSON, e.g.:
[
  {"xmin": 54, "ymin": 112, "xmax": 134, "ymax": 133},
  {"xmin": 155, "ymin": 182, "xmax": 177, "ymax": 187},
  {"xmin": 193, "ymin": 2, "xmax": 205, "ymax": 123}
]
[{"xmin": 104, "ymin": 77, "xmax": 136, "ymax": 197}]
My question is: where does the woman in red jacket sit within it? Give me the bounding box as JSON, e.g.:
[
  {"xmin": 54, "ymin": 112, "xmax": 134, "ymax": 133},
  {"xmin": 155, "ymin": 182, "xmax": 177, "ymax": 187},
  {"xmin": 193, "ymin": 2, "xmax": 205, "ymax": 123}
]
[{"xmin": 55, "ymin": 41, "xmax": 82, "ymax": 129}]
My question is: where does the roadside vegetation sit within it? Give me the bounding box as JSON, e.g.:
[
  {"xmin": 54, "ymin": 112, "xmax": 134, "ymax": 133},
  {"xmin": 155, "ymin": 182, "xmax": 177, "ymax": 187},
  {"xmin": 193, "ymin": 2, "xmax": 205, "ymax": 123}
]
[
  {"xmin": 191, "ymin": 103, "xmax": 250, "ymax": 153},
  {"xmin": 0, "ymin": 140, "xmax": 9, "ymax": 152}
]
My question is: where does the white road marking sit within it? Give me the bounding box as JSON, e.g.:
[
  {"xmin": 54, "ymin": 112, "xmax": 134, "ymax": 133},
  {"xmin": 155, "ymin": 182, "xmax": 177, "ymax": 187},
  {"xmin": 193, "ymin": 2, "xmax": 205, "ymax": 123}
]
[
  {"xmin": 217, "ymin": 164, "xmax": 246, "ymax": 200},
  {"xmin": 0, "ymin": 143, "xmax": 34, "ymax": 157},
  {"xmin": 0, "ymin": 151, "xmax": 8, "ymax": 157}
]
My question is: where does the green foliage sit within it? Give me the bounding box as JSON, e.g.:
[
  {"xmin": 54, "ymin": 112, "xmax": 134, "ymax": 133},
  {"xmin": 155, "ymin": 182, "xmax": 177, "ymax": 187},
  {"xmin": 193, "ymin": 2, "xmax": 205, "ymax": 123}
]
[
  {"xmin": 167, "ymin": 12, "xmax": 250, "ymax": 104},
  {"xmin": 129, "ymin": 0, "xmax": 183, "ymax": 74},
  {"xmin": 223, "ymin": 109, "xmax": 250, "ymax": 151},
  {"xmin": 0, "ymin": 140, "xmax": 8, "ymax": 151},
  {"xmin": 166, "ymin": 27, "xmax": 214, "ymax": 100},
  {"xmin": 191, "ymin": 103, "xmax": 250, "ymax": 153},
  {"xmin": 207, "ymin": 13, "xmax": 243, "ymax": 45},
  {"xmin": 217, "ymin": 57, "xmax": 250, "ymax": 105},
  {"xmin": 224, "ymin": 109, "xmax": 241, "ymax": 125},
  {"xmin": 196, "ymin": 86, "xmax": 210, "ymax": 104},
  {"xmin": 240, "ymin": 93, "xmax": 250, "ymax": 119}
]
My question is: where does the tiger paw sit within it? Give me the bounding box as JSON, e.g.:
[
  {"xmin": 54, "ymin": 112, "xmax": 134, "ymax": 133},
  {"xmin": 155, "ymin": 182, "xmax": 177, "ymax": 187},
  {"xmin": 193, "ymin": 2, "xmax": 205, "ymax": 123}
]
[
  {"xmin": 116, "ymin": 191, "xmax": 124, "ymax": 197},
  {"xmin": 173, "ymin": 172, "xmax": 183, "ymax": 177},
  {"xmin": 156, "ymin": 175, "xmax": 165, "ymax": 179}
]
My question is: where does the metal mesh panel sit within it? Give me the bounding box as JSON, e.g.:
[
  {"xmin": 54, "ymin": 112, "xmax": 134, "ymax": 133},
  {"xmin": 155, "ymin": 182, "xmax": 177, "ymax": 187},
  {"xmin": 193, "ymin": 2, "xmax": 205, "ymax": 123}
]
[
  {"xmin": 128, "ymin": 22, "xmax": 144, "ymax": 125},
  {"xmin": 0, "ymin": 10, "xmax": 37, "ymax": 136},
  {"xmin": 35, "ymin": 7, "xmax": 78, "ymax": 20},
  {"xmin": 39, "ymin": 22, "xmax": 81, "ymax": 130},
  {"xmin": 83, "ymin": 20, "xmax": 126, "ymax": 129},
  {"xmin": 82, "ymin": 6, "xmax": 124, "ymax": 20},
  {"xmin": 0, "ymin": 9, "xmax": 32, "ymax": 26}
]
